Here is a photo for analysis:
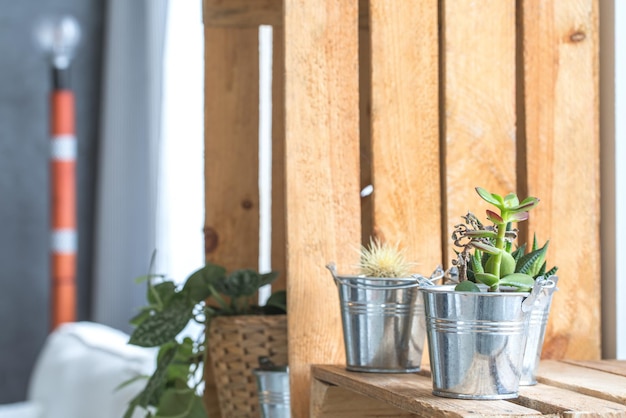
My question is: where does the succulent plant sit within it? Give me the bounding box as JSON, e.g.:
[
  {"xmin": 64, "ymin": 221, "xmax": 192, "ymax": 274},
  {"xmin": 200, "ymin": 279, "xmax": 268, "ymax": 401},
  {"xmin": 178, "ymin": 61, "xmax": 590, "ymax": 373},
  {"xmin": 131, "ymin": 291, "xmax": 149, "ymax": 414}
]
[
  {"xmin": 357, "ymin": 237, "xmax": 415, "ymax": 278},
  {"xmin": 452, "ymin": 187, "xmax": 558, "ymax": 292}
]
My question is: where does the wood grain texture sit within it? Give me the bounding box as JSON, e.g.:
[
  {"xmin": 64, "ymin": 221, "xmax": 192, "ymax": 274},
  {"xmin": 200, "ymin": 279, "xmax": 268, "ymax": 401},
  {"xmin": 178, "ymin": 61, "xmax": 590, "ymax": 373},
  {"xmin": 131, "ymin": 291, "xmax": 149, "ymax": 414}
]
[
  {"xmin": 310, "ymin": 379, "xmax": 420, "ymax": 418},
  {"xmin": 368, "ymin": 0, "xmax": 442, "ymax": 277},
  {"xmin": 515, "ymin": 382, "xmax": 626, "ymax": 417},
  {"xmin": 521, "ymin": 0, "xmax": 601, "ymax": 360},
  {"xmin": 204, "ymin": 27, "xmax": 260, "ymax": 272},
  {"xmin": 203, "ymin": 27, "xmax": 260, "ymax": 417},
  {"xmin": 283, "ymin": 1, "xmax": 361, "ymax": 417},
  {"xmin": 536, "ymin": 360, "xmax": 626, "ymax": 405},
  {"xmin": 312, "ymin": 365, "xmax": 547, "ymax": 417},
  {"xmin": 271, "ymin": 27, "xmax": 287, "ymax": 291},
  {"xmin": 442, "ymin": 0, "xmax": 517, "ymax": 266},
  {"xmin": 562, "ymin": 359, "xmax": 626, "ymax": 378},
  {"xmin": 203, "ymin": 0, "xmax": 281, "ymax": 27}
]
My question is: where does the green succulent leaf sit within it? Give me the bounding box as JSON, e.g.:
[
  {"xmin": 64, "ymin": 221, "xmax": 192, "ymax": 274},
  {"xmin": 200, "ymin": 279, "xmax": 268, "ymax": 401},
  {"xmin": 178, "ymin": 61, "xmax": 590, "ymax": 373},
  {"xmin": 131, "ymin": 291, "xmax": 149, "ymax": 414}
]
[
  {"xmin": 532, "ymin": 234, "xmax": 539, "ymax": 251},
  {"xmin": 508, "ymin": 197, "xmax": 540, "ymax": 214},
  {"xmin": 474, "ymin": 272, "xmax": 500, "ymax": 287},
  {"xmin": 471, "ymin": 250, "xmax": 484, "ymax": 274},
  {"xmin": 485, "ymin": 251, "xmax": 515, "ymax": 278},
  {"xmin": 464, "ymin": 229, "xmax": 498, "ymax": 239},
  {"xmin": 515, "ymin": 249, "xmax": 544, "ymax": 275},
  {"xmin": 509, "ymin": 211, "xmax": 530, "ymax": 222},
  {"xmin": 471, "ymin": 241, "xmax": 500, "ymax": 255},
  {"xmin": 455, "ymin": 281, "xmax": 481, "ymax": 292},
  {"xmin": 545, "ymin": 266, "xmax": 559, "ymax": 277},
  {"xmin": 503, "ymin": 193, "xmax": 520, "ymax": 208},
  {"xmin": 511, "ymin": 244, "xmax": 527, "ymax": 263},
  {"xmin": 499, "ymin": 273, "xmax": 535, "ymax": 290},
  {"xmin": 476, "ymin": 187, "xmax": 504, "ymax": 208},
  {"xmin": 486, "ymin": 210, "xmax": 504, "ymax": 225}
]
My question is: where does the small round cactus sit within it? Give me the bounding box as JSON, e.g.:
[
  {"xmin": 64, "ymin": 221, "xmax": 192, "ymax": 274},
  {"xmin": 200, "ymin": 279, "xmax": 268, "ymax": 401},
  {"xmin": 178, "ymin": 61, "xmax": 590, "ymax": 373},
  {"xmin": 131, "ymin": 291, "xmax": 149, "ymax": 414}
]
[{"xmin": 357, "ymin": 237, "xmax": 414, "ymax": 278}]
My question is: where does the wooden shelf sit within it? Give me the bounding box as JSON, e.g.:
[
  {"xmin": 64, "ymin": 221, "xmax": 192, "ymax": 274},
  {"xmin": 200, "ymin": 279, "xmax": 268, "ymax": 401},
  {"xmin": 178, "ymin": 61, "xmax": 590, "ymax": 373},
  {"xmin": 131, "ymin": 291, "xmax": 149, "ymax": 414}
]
[{"xmin": 311, "ymin": 361, "xmax": 626, "ymax": 417}]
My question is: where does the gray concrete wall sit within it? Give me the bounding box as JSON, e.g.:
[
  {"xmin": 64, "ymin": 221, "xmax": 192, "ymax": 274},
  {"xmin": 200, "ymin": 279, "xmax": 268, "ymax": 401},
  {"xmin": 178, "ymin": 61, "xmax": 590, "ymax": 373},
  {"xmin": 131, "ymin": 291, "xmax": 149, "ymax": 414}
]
[{"xmin": 0, "ymin": 0, "xmax": 103, "ymax": 402}]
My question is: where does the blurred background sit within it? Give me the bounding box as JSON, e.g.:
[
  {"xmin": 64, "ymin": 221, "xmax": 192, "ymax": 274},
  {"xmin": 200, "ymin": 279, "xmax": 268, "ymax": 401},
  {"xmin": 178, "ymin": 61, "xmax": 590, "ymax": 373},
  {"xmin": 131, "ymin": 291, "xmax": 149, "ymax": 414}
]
[{"xmin": 0, "ymin": 0, "xmax": 204, "ymax": 402}]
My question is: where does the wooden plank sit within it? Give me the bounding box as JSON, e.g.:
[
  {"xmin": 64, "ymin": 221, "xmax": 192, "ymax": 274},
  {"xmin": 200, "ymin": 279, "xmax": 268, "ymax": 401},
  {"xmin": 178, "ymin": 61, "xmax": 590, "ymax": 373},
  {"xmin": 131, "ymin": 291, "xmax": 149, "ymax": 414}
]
[
  {"xmin": 515, "ymin": 382, "xmax": 626, "ymax": 417},
  {"xmin": 312, "ymin": 365, "xmax": 549, "ymax": 417},
  {"xmin": 284, "ymin": 1, "xmax": 361, "ymax": 417},
  {"xmin": 271, "ymin": 27, "xmax": 287, "ymax": 291},
  {"xmin": 442, "ymin": 0, "xmax": 517, "ymax": 266},
  {"xmin": 368, "ymin": 0, "xmax": 442, "ymax": 277},
  {"xmin": 203, "ymin": 27, "xmax": 260, "ymax": 418},
  {"xmin": 562, "ymin": 359, "xmax": 626, "ymax": 378},
  {"xmin": 536, "ymin": 360, "xmax": 626, "ymax": 405},
  {"xmin": 310, "ymin": 379, "xmax": 420, "ymax": 418},
  {"xmin": 203, "ymin": 0, "xmax": 281, "ymax": 27},
  {"xmin": 521, "ymin": 0, "xmax": 601, "ymax": 360},
  {"xmin": 204, "ymin": 27, "xmax": 260, "ymax": 271}
]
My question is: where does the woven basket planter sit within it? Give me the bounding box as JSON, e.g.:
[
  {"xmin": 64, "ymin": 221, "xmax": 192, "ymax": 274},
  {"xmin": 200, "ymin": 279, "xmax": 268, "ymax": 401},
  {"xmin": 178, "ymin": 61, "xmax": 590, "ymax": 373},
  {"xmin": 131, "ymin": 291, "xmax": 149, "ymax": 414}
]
[{"xmin": 207, "ymin": 314, "xmax": 288, "ymax": 418}]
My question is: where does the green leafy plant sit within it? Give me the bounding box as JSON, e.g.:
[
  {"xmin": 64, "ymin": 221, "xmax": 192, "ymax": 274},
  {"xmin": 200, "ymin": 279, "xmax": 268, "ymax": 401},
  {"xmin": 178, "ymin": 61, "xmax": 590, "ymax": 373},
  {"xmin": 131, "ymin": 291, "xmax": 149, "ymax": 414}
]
[
  {"xmin": 357, "ymin": 237, "xmax": 415, "ymax": 278},
  {"xmin": 451, "ymin": 187, "xmax": 558, "ymax": 293},
  {"xmin": 123, "ymin": 262, "xmax": 286, "ymax": 418}
]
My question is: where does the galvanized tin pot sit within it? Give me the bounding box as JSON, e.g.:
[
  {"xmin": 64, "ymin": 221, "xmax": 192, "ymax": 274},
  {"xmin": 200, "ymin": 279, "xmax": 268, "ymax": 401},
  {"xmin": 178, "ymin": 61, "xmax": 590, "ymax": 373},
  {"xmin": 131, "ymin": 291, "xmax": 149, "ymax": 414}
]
[
  {"xmin": 520, "ymin": 276, "xmax": 558, "ymax": 385},
  {"xmin": 327, "ymin": 263, "xmax": 443, "ymax": 373},
  {"xmin": 420, "ymin": 278, "xmax": 556, "ymax": 399},
  {"xmin": 253, "ymin": 366, "xmax": 290, "ymax": 418}
]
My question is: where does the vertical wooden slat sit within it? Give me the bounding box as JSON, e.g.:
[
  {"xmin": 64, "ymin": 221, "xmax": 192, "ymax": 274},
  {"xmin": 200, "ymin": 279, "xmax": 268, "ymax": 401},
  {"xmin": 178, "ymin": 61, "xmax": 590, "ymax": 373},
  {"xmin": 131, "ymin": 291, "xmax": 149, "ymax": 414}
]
[
  {"xmin": 442, "ymin": 0, "xmax": 517, "ymax": 263},
  {"xmin": 203, "ymin": 26, "xmax": 260, "ymax": 417},
  {"xmin": 271, "ymin": 27, "xmax": 287, "ymax": 291},
  {"xmin": 368, "ymin": 0, "xmax": 441, "ymax": 273},
  {"xmin": 204, "ymin": 27, "xmax": 260, "ymax": 271},
  {"xmin": 284, "ymin": 1, "xmax": 361, "ymax": 416},
  {"xmin": 522, "ymin": 0, "xmax": 601, "ymax": 360}
]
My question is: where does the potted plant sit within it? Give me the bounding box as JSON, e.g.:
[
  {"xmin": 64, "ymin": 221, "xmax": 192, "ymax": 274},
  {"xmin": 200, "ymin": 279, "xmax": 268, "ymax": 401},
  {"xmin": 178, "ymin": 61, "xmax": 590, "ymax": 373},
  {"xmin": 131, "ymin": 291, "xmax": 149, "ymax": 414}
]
[
  {"xmin": 419, "ymin": 187, "xmax": 558, "ymax": 399},
  {"xmin": 327, "ymin": 238, "xmax": 442, "ymax": 373},
  {"xmin": 123, "ymin": 262, "xmax": 287, "ymax": 418}
]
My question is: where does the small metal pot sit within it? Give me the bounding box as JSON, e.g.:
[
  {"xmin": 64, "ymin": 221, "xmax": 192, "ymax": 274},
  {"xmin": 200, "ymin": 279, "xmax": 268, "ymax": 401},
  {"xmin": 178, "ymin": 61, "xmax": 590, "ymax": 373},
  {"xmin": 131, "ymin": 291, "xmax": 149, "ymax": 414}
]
[
  {"xmin": 419, "ymin": 278, "xmax": 556, "ymax": 399},
  {"xmin": 327, "ymin": 263, "xmax": 443, "ymax": 373}
]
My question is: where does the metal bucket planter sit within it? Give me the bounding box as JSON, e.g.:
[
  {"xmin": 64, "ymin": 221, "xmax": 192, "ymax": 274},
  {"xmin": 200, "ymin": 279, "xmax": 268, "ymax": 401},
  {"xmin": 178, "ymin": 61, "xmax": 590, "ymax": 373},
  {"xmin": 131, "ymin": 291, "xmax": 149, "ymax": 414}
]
[
  {"xmin": 419, "ymin": 278, "xmax": 556, "ymax": 399},
  {"xmin": 253, "ymin": 365, "xmax": 290, "ymax": 418},
  {"xmin": 520, "ymin": 276, "xmax": 559, "ymax": 385},
  {"xmin": 327, "ymin": 263, "xmax": 442, "ymax": 373}
]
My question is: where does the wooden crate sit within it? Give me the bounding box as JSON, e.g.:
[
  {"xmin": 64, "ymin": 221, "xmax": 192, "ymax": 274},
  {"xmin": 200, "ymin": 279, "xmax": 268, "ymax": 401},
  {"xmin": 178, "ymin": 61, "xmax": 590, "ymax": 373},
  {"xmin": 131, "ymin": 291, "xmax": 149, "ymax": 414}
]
[
  {"xmin": 203, "ymin": 1, "xmax": 600, "ymax": 416},
  {"xmin": 311, "ymin": 361, "xmax": 626, "ymax": 417}
]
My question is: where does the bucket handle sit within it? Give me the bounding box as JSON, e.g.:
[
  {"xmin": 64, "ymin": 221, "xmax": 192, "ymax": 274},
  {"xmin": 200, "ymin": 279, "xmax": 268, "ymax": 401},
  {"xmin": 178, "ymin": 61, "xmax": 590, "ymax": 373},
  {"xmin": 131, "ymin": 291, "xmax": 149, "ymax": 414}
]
[
  {"xmin": 326, "ymin": 263, "xmax": 444, "ymax": 290},
  {"xmin": 522, "ymin": 276, "xmax": 558, "ymax": 313}
]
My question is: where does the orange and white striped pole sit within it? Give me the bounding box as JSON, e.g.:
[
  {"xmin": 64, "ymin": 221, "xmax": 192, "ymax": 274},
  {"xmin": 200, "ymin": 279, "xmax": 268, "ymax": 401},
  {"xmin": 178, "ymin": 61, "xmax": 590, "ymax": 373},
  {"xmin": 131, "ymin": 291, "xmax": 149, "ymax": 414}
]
[
  {"xmin": 50, "ymin": 85, "xmax": 77, "ymax": 328},
  {"xmin": 35, "ymin": 15, "xmax": 81, "ymax": 329}
]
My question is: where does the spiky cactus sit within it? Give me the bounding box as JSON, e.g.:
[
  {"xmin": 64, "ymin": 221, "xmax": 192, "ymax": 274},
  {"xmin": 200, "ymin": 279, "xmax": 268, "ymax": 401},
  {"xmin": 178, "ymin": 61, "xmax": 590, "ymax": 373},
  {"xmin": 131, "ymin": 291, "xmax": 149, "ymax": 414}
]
[{"xmin": 357, "ymin": 237, "xmax": 414, "ymax": 278}]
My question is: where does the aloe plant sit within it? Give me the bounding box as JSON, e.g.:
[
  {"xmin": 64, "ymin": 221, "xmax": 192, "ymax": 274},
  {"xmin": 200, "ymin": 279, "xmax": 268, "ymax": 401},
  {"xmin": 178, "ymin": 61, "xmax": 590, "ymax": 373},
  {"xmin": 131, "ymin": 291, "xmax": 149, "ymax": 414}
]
[{"xmin": 452, "ymin": 187, "xmax": 558, "ymax": 292}]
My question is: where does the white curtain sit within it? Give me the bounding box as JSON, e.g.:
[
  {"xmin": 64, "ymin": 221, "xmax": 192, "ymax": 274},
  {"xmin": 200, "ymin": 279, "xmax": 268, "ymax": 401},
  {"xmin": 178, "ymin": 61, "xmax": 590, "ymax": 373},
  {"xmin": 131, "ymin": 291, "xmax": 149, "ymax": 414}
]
[
  {"xmin": 92, "ymin": 0, "xmax": 168, "ymax": 332},
  {"xmin": 155, "ymin": 0, "xmax": 205, "ymax": 286}
]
